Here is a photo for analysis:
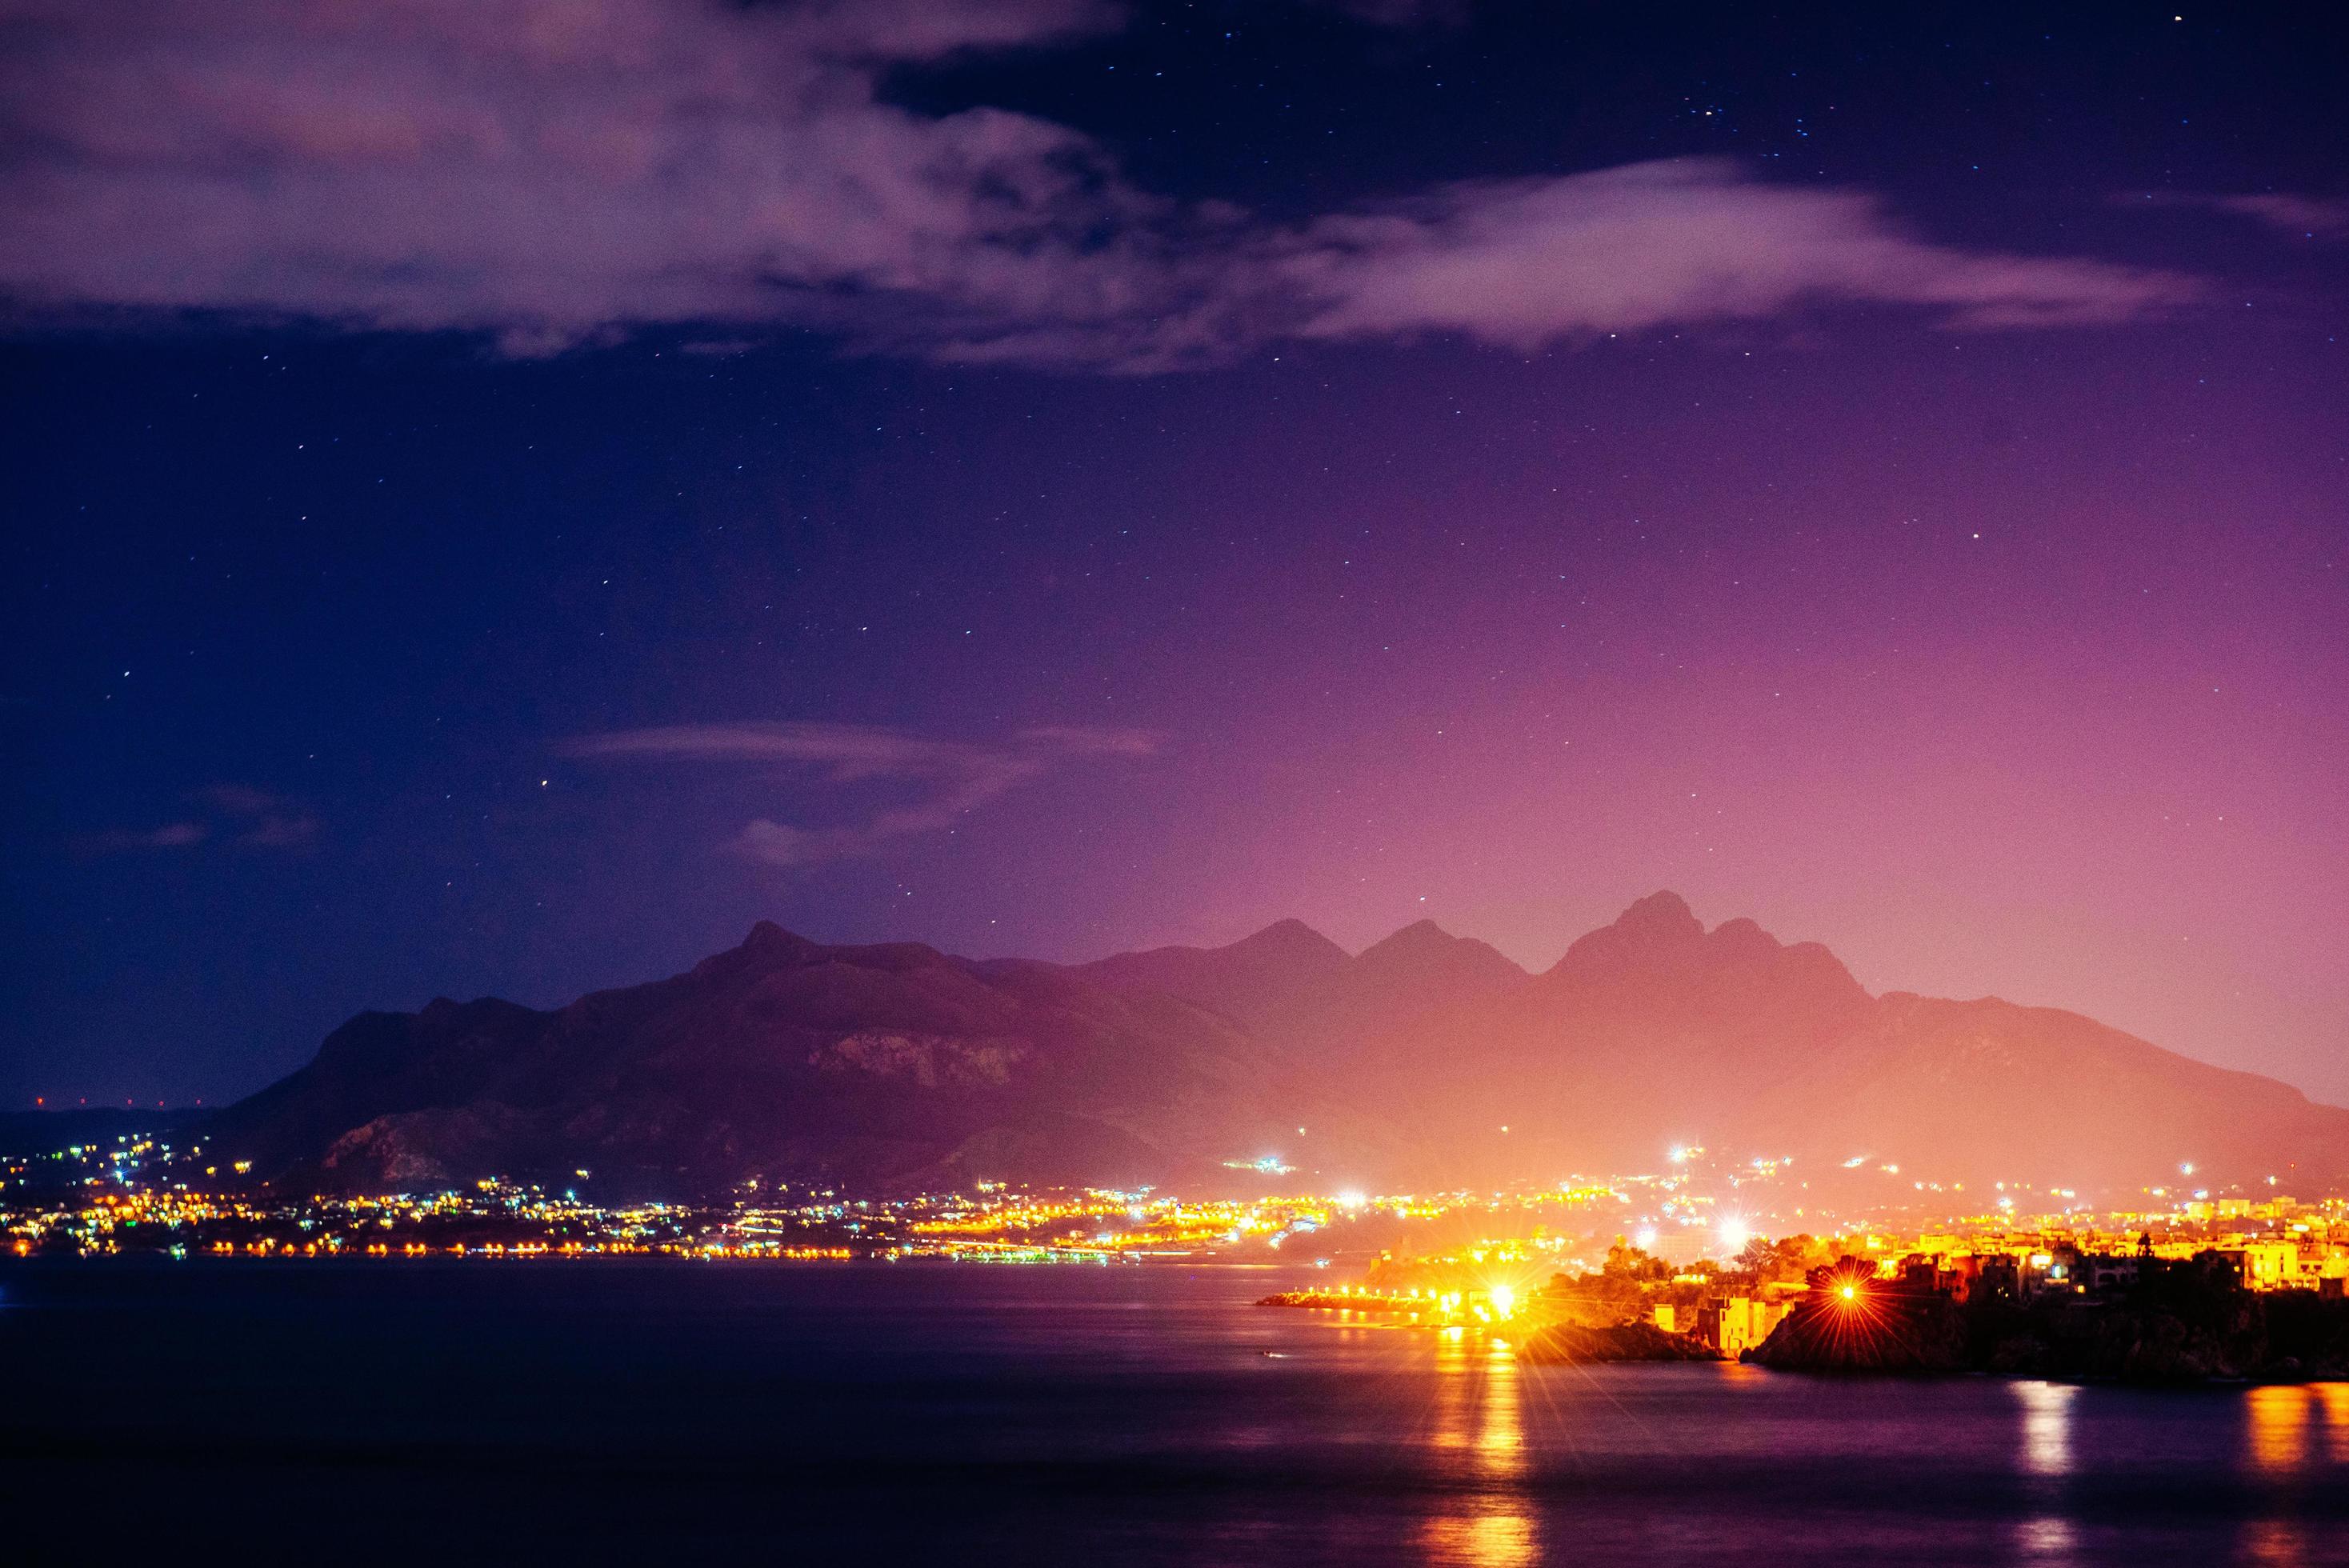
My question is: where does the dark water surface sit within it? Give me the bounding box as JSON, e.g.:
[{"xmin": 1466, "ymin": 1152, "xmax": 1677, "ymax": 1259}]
[{"xmin": 4, "ymin": 1262, "xmax": 2346, "ymax": 1564}]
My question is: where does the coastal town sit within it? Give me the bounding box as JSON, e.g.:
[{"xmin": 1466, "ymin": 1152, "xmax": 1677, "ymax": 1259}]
[
  {"xmin": 10, "ymin": 1126, "xmax": 2346, "ymax": 1282},
  {"xmin": 10, "ymin": 1124, "xmax": 2348, "ymax": 1380}
]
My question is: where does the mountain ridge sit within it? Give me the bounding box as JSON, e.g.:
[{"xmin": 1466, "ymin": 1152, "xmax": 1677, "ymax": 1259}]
[{"xmin": 169, "ymin": 892, "xmax": 2349, "ymax": 1198}]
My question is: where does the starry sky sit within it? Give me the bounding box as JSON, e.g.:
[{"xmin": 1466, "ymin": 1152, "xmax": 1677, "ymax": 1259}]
[{"xmin": 4, "ymin": 1, "xmax": 2346, "ymax": 1110}]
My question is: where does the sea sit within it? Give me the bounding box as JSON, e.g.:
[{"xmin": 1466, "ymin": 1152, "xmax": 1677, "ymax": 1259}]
[{"xmin": 2, "ymin": 1261, "xmax": 2344, "ymax": 1565}]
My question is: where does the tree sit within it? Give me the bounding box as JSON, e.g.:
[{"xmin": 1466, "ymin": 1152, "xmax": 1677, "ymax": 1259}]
[{"xmin": 1603, "ymin": 1238, "xmax": 1671, "ymax": 1282}]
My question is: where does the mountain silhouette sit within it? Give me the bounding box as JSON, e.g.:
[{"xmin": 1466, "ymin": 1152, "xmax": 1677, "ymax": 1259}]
[
  {"xmin": 1074, "ymin": 918, "xmax": 1352, "ymax": 1026},
  {"xmin": 194, "ymin": 895, "xmax": 2349, "ymax": 1198},
  {"xmin": 206, "ymin": 922, "xmax": 1304, "ymax": 1195}
]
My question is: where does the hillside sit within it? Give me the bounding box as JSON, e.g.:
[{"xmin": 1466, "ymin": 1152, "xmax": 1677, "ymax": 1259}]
[
  {"xmin": 177, "ymin": 894, "xmax": 2349, "ymax": 1198},
  {"xmin": 202, "ymin": 922, "xmax": 1310, "ymax": 1195}
]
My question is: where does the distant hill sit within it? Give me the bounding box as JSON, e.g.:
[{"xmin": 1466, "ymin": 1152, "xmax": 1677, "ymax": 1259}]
[
  {"xmin": 1074, "ymin": 918, "xmax": 1353, "ymax": 1027},
  {"xmin": 201, "ymin": 923, "xmax": 1319, "ymax": 1197},
  {"xmin": 1327, "ymin": 891, "xmax": 1880, "ymax": 1180},
  {"xmin": 189, "ymin": 894, "xmax": 2349, "ymax": 1198},
  {"xmin": 1311, "ymin": 892, "xmax": 2349, "ymax": 1194},
  {"xmin": 1080, "ymin": 914, "xmax": 1528, "ymax": 1059},
  {"xmin": 1743, "ymin": 990, "xmax": 2349, "ymax": 1190}
]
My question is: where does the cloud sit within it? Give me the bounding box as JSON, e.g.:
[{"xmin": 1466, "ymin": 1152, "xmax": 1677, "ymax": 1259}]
[
  {"xmin": 1014, "ymin": 724, "xmax": 1162, "ymax": 756},
  {"xmin": 569, "ymin": 720, "xmax": 1160, "ymax": 866},
  {"xmin": 93, "ymin": 822, "xmax": 210, "ymax": 852},
  {"xmin": 0, "ymin": 0, "xmax": 1134, "ymax": 355},
  {"xmin": 1273, "ymin": 164, "xmax": 2203, "ymax": 348},
  {"xmin": 2120, "ymin": 190, "xmax": 2349, "ymax": 240},
  {"xmin": 94, "ymin": 784, "xmax": 319, "ymax": 853},
  {"xmin": 0, "ymin": 1, "xmax": 2199, "ymax": 366}
]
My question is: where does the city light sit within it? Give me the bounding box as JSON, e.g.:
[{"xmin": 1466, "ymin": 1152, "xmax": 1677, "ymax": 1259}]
[{"xmin": 12, "ymin": 1129, "xmax": 2347, "ymax": 1332}]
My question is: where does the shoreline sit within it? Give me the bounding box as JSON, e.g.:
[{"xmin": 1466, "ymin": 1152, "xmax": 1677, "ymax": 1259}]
[{"xmin": 1259, "ymin": 1290, "xmax": 2349, "ymax": 1386}]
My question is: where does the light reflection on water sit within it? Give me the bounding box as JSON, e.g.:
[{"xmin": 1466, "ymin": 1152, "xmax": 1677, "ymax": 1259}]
[
  {"xmin": 1475, "ymin": 1339, "xmax": 1526, "ymax": 1471},
  {"xmin": 2016, "ymin": 1378, "xmax": 2076, "ymax": 1477},
  {"xmin": 2012, "ymin": 1380, "xmax": 2077, "ymax": 1559},
  {"xmin": 2008, "ymin": 1376, "xmax": 2349, "ymax": 1565},
  {"xmin": 2246, "ymin": 1383, "xmax": 2313, "ymax": 1474},
  {"xmin": 8, "ymin": 1267, "xmax": 2349, "ymax": 1564},
  {"xmin": 2239, "ymin": 1384, "xmax": 2316, "ymax": 1565},
  {"xmin": 2319, "ymin": 1383, "xmax": 2349, "ymax": 1465},
  {"xmin": 1407, "ymin": 1330, "xmax": 2349, "ymax": 1567},
  {"xmin": 2236, "ymin": 1518, "xmax": 2307, "ymax": 1567},
  {"xmin": 1419, "ymin": 1329, "xmax": 1536, "ymax": 1567}
]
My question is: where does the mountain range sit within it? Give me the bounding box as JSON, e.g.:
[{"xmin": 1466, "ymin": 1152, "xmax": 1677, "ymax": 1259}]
[{"xmin": 182, "ymin": 892, "xmax": 2349, "ymax": 1200}]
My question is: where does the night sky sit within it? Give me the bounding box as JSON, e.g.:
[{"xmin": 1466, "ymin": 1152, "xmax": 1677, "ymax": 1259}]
[{"xmin": 4, "ymin": 2, "xmax": 2344, "ymax": 1110}]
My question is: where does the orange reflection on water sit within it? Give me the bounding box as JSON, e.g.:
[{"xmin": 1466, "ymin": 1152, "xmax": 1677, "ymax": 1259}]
[
  {"xmin": 1422, "ymin": 1513, "xmax": 1537, "ymax": 1567},
  {"xmin": 2246, "ymin": 1385, "xmax": 2312, "ymax": 1474},
  {"xmin": 2236, "ymin": 1384, "xmax": 2324, "ymax": 1565},
  {"xmin": 1419, "ymin": 1332, "xmax": 1536, "ymax": 1568},
  {"xmin": 1476, "ymin": 1339, "xmax": 1525, "ymax": 1471},
  {"xmin": 1427, "ymin": 1326, "xmax": 1471, "ymax": 1450},
  {"xmin": 2236, "ymin": 1518, "xmax": 2306, "ymax": 1566},
  {"xmin": 2314, "ymin": 1382, "xmax": 2349, "ymax": 1464}
]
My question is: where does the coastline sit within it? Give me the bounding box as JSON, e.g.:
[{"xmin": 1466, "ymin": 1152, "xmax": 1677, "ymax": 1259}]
[{"xmin": 1259, "ymin": 1288, "xmax": 2349, "ymax": 1385}]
